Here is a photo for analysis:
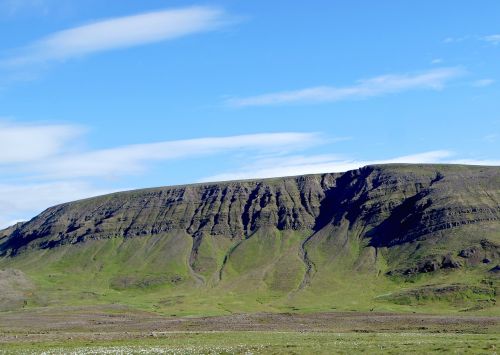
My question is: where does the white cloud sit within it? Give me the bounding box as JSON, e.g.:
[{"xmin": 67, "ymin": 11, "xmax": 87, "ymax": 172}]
[
  {"xmin": 201, "ymin": 151, "xmax": 455, "ymax": 182},
  {"xmin": 30, "ymin": 132, "xmax": 323, "ymax": 179},
  {"xmin": 1, "ymin": 121, "xmax": 498, "ymax": 230},
  {"xmin": 472, "ymin": 79, "xmax": 495, "ymax": 87},
  {"xmin": 444, "ymin": 34, "xmax": 500, "ymax": 45},
  {"xmin": 0, "ymin": 181, "xmax": 114, "ymax": 228},
  {"xmin": 0, "ymin": 121, "xmax": 321, "ymax": 179},
  {"xmin": 4, "ymin": 6, "xmax": 228, "ymax": 65},
  {"xmin": 0, "ymin": 128, "xmax": 324, "ymax": 227},
  {"xmin": 443, "ymin": 36, "xmax": 471, "ymax": 44},
  {"xmin": 0, "ymin": 121, "xmax": 83, "ymax": 164},
  {"xmin": 482, "ymin": 34, "xmax": 500, "ymax": 45},
  {"xmin": 226, "ymin": 68, "xmax": 464, "ymax": 107}
]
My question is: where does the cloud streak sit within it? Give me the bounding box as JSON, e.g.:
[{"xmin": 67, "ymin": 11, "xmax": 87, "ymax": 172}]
[
  {"xmin": 472, "ymin": 79, "xmax": 495, "ymax": 87},
  {"xmin": 0, "ymin": 126, "xmax": 324, "ymax": 227},
  {"xmin": 482, "ymin": 34, "xmax": 500, "ymax": 45},
  {"xmin": 201, "ymin": 150, "xmax": 500, "ymax": 182},
  {"xmin": 226, "ymin": 68, "xmax": 464, "ymax": 107},
  {"xmin": 1, "ymin": 121, "xmax": 323, "ymax": 179},
  {"xmin": 0, "ymin": 121, "xmax": 83, "ymax": 164},
  {"xmin": 0, "ymin": 181, "xmax": 115, "ymax": 228},
  {"xmin": 32, "ymin": 132, "xmax": 323, "ymax": 179},
  {"xmin": 4, "ymin": 6, "xmax": 228, "ymax": 65},
  {"xmin": 201, "ymin": 151, "xmax": 456, "ymax": 182},
  {"xmin": 1, "ymin": 121, "xmax": 498, "ymax": 229}
]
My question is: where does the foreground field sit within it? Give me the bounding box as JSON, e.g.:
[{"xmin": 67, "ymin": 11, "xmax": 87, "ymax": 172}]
[
  {"xmin": 1, "ymin": 331, "xmax": 499, "ymax": 354},
  {"xmin": 0, "ymin": 308, "xmax": 498, "ymax": 354}
]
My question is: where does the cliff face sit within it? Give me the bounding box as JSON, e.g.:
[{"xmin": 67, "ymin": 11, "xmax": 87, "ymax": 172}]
[
  {"xmin": 0, "ymin": 164, "xmax": 499, "ymax": 314},
  {"xmin": 1, "ymin": 172, "xmax": 337, "ymax": 253},
  {"xmin": 1, "ymin": 165, "xmax": 499, "ymax": 267}
]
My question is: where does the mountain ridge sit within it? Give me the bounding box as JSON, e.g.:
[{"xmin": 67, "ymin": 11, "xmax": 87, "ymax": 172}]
[{"xmin": 1, "ymin": 163, "xmax": 499, "ymax": 315}]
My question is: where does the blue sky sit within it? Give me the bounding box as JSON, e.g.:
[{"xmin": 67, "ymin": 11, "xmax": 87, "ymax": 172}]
[{"xmin": 0, "ymin": 0, "xmax": 499, "ymax": 227}]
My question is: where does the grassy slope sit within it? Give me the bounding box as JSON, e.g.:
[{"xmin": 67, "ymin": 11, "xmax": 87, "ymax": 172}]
[
  {"xmin": 0, "ymin": 164, "xmax": 498, "ymax": 316},
  {"xmin": 0, "ymin": 226, "xmax": 498, "ymax": 316}
]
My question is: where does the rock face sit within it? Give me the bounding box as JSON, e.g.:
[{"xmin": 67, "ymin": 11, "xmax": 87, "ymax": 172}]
[
  {"xmin": 1, "ymin": 164, "xmax": 499, "ymax": 276},
  {"xmin": 0, "ymin": 172, "xmax": 336, "ymax": 253}
]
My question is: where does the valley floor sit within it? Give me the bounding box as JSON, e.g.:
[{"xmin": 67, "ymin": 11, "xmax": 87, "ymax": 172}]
[{"xmin": 0, "ymin": 307, "xmax": 498, "ymax": 354}]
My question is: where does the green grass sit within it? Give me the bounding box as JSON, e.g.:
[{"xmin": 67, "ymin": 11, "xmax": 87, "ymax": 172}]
[
  {"xmin": 1, "ymin": 331, "xmax": 499, "ymax": 354},
  {"xmin": 0, "ymin": 225, "xmax": 498, "ymax": 316}
]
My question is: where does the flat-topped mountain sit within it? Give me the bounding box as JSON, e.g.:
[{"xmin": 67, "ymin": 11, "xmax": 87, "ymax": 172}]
[{"xmin": 1, "ymin": 164, "xmax": 499, "ymax": 315}]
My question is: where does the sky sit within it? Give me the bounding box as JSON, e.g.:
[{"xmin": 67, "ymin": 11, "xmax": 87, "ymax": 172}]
[{"xmin": 0, "ymin": 0, "xmax": 499, "ymax": 228}]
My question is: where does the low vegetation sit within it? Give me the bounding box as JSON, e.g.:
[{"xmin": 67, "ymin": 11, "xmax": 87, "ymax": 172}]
[{"xmin": 1, "ymin": 331, "xmax": 499, "ymax": 355}]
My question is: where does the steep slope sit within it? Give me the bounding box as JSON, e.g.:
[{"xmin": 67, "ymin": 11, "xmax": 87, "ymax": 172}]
[{"xmin": 0, "ymin": 164, "xmax": 499, "ymax": 315}]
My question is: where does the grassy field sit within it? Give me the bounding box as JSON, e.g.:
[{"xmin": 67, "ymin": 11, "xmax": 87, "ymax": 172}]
[
  {"xmin": 1, "ymin": 331, "xmax": 499, "ymax": 354},
  {"xmin": 1, "ymin": 308, "xmax": 498, "ymax": 354}
]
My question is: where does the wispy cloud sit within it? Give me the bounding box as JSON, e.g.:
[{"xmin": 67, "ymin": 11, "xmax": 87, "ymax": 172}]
[
  {"xmin": 225, "ymin": 67, "xmax": 464, "ymax": 107},
  {"xmin": 32, "ymin": 132, "xmax": 324, "ymax": 179},
  {"xmin": 482, "ymin": 34, "xmax": 500, "ymax": 45},
  {"xmin": 1, "ymin": 120, "xmax": 498, "ymax": 229},
  {"xmin": 0, "ymin": 120, "xmax": 83, "ymax": 164},
  {"xmin": 201, "ymin": 151, "xmax": 456, "ymax": 182},
  {"xmin": 444, "ymin": 34, "xmax": 500, "ymax": 45},
  {"xmin": 443, "ymin": 36, "xmax": 471, "ymax": 44},
  {"xmin": 443, "ymin": 34, "xmax": 500, "ymax": 45},
  {"xmin": 0, "ymin": 124, "xmax": 325, "ymax": 227},
  {"xmin": 3, "ymin": 6, "xmax": 229, "ymax": 66},
  {"xmin": 202, "ymin": 150, "xmax": 500, "ymax": 183},
  {"xmin": 472, "ymin": 78, "xmax": 495, "ymax": 87},
  {"xmin": 0, "ymin": 181, "xmax": 114, "ymax": 228}
]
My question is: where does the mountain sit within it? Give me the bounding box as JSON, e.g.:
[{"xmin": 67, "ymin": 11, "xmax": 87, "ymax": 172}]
[{"xmin": 1, "ymin": 164, "xmax": 499, "ymax": 315}]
